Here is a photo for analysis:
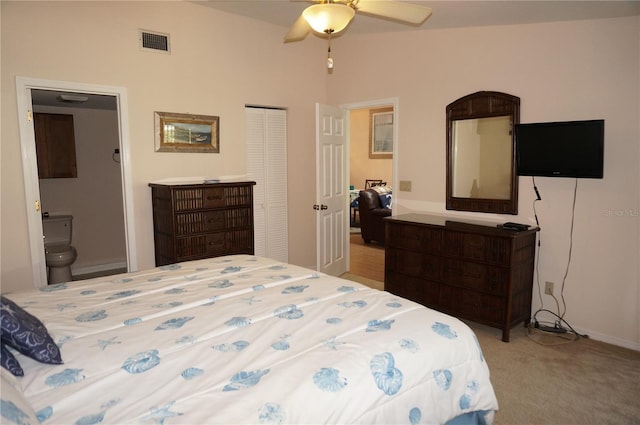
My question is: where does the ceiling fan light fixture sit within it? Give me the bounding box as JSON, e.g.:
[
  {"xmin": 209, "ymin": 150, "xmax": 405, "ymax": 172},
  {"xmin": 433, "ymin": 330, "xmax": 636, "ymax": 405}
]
[{"xmin": 302, "ymin": 3, "xmax": 355, "ymax": 34}]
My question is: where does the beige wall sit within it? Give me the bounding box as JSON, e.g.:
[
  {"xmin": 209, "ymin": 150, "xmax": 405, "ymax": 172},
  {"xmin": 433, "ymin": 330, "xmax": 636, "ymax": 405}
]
[
  {"xmin": 329, "ymin": 17, "xmax": 640, "ymax": 349},
  {"xmin": 1, "ymin": 2, "xmax": 638, "ymax": 349},
  {"xmin": 349, "ymin": 108, "xmax": 393, "ymax": 189},
  {"xmin": 1, "ymin": 1, "xmax": 326, "ymax": 291}
]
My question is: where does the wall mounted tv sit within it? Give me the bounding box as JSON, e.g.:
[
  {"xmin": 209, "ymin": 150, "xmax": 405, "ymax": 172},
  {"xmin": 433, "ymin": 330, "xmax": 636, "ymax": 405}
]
[{"xmin": 515, "ymin": 119, "xmax": 604, "ymax": 179}]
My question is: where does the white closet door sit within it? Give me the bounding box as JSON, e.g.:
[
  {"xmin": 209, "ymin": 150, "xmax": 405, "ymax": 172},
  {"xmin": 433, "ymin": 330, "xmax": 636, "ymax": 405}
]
[{"xmin": 246, "ymin": 107, "xmax": 288, "ymax": 262}]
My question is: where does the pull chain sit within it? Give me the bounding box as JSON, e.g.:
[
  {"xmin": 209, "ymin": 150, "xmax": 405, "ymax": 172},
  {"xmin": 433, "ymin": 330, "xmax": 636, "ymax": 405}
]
[{"xmin": 325, "ymin": 29, "xmax": 334, "ymax": 69}]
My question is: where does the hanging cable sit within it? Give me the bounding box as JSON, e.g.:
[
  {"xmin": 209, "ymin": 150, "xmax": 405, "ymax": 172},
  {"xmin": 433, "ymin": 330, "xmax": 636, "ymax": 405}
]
[
  {"xmin": 559, "ymin": 178, "xmax": 579, "ymax": 320},
  {"xmin": 532, "ymin": 176, "xmax": 541, "ymax": 227},
  {"xmin": 530, "ymin": 177, "xmax": 584, "ymax": 342},
  {"xmin": 532, "ymin": 176, "xmax": 544, "ymax": 310}
]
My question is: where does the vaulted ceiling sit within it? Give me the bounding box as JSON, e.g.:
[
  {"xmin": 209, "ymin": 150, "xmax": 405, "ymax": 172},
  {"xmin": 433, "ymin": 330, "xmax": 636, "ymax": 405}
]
[{"xmin": 195, "ymin": 0, "xmax": 640, "ymax": 37}]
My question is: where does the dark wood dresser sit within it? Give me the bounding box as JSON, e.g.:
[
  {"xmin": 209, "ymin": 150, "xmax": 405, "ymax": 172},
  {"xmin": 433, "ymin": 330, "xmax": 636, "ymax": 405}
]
[
  {"xmin": 384, "ymin": 213, "xmax": 538, "ymax": 342},
  {"xmin": 149, "ymin": 181, "xmax": 255, "ymax": 266}
]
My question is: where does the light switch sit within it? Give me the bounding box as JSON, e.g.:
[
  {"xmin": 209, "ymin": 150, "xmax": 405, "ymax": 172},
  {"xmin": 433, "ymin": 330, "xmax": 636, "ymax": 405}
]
[{"xmin": 399, "ymin": 180, "xmax": 412, "ymax": 192}]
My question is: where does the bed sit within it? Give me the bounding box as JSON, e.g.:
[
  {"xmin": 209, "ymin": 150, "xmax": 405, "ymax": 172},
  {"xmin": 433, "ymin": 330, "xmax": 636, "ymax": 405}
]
[{"xmin": 1, "ymin": 255, "xmax": 498, "ymax": 424}]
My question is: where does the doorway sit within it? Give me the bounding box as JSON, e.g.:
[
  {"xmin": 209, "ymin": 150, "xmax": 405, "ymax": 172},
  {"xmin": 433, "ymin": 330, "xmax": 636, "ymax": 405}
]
[
  {"xmin": 16, "ymin": 77, "xmax": 137, "ymax": 287},
  {"xmin": 342, "ymin": 98, "xmax": 397, "ymax": 283}
]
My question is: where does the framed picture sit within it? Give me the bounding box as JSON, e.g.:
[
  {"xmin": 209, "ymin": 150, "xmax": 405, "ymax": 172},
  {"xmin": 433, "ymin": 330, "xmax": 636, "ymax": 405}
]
[
  {"xmin": 154, "ymin": 111, "xmax": 219, "ymax": 153},
  {"xmin": 369, "ymin": 107, "xmax": 394, "ymax": 159}
]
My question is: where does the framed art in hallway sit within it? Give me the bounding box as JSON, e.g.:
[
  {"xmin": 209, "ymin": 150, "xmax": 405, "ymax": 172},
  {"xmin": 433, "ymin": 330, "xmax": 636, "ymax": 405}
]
[
  {"xmin": 369, "ymin": 106, "xmax": 393, "ymax": 159},
  {"xmin": 154, "ymin": 111, "xmax": 219, "ymax": 153}
]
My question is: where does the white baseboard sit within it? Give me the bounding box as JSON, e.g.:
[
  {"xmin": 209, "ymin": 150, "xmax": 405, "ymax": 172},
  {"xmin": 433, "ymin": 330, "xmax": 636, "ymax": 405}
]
[
  {"xmin": 72, "ymin": 261, "xmax": 127, "ymax": 276},
  {"xmin": 574, "ymin": 326, "xmax": 640, "ymax": 351}
]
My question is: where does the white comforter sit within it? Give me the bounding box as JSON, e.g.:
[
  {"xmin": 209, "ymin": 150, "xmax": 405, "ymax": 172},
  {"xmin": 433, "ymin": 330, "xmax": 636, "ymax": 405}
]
[{"xmin": 9, "ymin": 255, "xmax": 498, "ymax": 424}]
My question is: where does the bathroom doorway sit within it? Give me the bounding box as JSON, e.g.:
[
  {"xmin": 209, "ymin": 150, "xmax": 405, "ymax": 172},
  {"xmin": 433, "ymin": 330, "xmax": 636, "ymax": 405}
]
[
  {"xmin": 17, "ymin": 77, "xmax": 137, "ymax": 287},
  {"xmin": 33, "ymin": 90, "xmax": 127, "ymax": 280}
]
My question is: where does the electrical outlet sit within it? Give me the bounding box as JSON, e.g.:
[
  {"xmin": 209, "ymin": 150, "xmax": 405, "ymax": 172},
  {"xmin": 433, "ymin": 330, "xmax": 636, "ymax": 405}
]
[
  {"xmin": 544, "ymin": 281, "xmax": 554, "ymax": 295},
  {"xmin": 399, "ymin": 180, "xmax": 412, "ymax": 192}
]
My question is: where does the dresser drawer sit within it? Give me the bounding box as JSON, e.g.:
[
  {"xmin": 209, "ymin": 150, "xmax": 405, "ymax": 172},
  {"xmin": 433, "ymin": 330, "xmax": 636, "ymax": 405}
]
[
  {"xmin": 386, "ymin": 249, "xmax": 442, "ymax": 281},
  {"xmin": 175, "ymin": 208, "xmax": 252, "ymax": 235},
  {"xmin": 176, "ymin": 211, "xmax": 225, "ymax": 235},
  {"xmin": 384, "ymin": 271, "xmax": 439, "ymax": 305},
  {"xmin": 443, "ymin": 259, "xmax": 508, "ymax": 295},
  {"xmin": 438, "ymin": 286, "xmax": 505, "ymax": 326},
  {"xmin": 169, "ymin": 185, "xmax": 253, "ymax": 211},
  {"xmin": 175, "ymin": 229, "xmax": 253, "ymax": 260},
  {"xmin": 459, "ymin": 290, "xmax": 505, "ymax": 325},
  {"xmin": 446, "ymin": 231, "xmax": 511, "ymax": 266},
  {"xmin": 387, "ymin": 222, "xmax": 443, "ymax": 254},
  {"xmin": 203, "ymin": 187, "xmax": 226, "ymax": 208},
  {"xmin": 175, "ymin": 234, "xmax": 223, "ymax": 259}
]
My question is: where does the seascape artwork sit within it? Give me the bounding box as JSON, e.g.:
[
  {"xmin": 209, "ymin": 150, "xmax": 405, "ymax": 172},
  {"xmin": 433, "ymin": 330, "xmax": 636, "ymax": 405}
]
[
  {"xmin": 154, "ymin": 111, "xmax": 219, "ymax": 153},
  {"xmin": 163, "ymin": 122, "xmax": 212, "ymax": 145}
]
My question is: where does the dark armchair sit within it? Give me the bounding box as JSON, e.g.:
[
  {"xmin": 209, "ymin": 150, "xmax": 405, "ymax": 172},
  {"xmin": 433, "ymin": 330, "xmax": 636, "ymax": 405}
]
[{"xmin": 358, "ymin": 188, "xmax": 392, "ymax": 244}]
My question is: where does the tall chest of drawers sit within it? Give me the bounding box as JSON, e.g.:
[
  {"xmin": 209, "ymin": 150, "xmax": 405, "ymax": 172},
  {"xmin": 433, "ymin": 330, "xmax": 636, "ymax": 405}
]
[
  {"xmin": 384, "ymin": 213, "xmax": 538, "ymax": 342},
  {"xmin": 149, "ymin": 181, "xmax": 255, "ymax": 266}
]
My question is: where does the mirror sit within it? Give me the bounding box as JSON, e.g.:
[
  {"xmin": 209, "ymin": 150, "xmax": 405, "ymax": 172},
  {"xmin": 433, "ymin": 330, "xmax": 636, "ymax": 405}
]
[{"xmin": 446, "ymin": 91, "xmax": 520, "ymax": 214}]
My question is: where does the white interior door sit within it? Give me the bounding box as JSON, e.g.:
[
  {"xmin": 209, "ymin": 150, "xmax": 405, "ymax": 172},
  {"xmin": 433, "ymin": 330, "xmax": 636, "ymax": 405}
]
[{"xmin": 316, "ymin": 103, "xmax": 348, "ymax": 276}]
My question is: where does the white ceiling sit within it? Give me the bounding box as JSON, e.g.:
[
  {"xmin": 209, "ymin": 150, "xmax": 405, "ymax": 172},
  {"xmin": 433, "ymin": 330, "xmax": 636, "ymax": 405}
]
[{"xmin": 195, "ymin": 0, "xmax": 640, "ymax": 37}]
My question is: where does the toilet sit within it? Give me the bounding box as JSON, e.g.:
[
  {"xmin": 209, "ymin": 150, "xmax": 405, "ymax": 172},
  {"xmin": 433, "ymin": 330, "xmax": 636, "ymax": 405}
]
[{"xmin": 42, "ymin": 214, "xmax": 77, "ymax": 284}]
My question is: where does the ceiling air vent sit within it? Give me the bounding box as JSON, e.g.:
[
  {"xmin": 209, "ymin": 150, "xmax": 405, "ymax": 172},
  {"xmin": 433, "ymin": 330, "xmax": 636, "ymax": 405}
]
[{"xmin": 139, "ymin": 30, "xmax": 170, "ymax": 54}]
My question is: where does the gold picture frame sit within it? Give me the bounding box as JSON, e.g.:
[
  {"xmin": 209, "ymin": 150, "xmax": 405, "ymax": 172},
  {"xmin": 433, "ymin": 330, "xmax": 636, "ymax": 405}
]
[
  {"xmin": 369, "ymin": 107, "xmax": 394, "ymax": 159},
  {"xmin": 154, "ymin": 111, "xmax": 219, "ymax": 153}
]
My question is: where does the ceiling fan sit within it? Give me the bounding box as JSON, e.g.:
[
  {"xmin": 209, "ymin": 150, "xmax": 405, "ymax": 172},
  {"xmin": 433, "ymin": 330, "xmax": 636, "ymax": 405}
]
[{"xmin": 284, "ymin": 0, "xmax": 433, "ymax": 43}]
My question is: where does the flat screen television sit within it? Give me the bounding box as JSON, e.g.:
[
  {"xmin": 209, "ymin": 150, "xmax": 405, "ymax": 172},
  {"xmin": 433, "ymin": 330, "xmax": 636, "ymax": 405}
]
[{"xmin": 515, "ymin": 119, "xmax": 604, "ymax": 179}]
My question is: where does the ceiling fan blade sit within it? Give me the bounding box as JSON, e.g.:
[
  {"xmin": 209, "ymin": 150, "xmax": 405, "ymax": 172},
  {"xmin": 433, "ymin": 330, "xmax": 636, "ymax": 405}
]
[
  {"xmin": 284, "ymin": 14, "xmax": 311, "ymax": 43},
  {"xmin": 354, "ymin": 0, "xmax": 432, "ymax": 25}
]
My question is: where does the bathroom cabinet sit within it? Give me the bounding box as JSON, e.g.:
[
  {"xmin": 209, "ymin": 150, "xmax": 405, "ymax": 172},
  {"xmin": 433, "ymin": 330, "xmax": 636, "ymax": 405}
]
[
  {"xmin": 149, "ymin": 181, "xmax": 255, "ymax": 266},
  {"xmin": 34, "ymin": 113, "xmax": 77, "ymax": 178}
]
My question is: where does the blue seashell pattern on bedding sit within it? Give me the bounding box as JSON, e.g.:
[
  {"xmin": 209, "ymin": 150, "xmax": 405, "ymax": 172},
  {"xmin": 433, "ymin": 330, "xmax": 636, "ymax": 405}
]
[{"xmin": 2, "ymin": 255, "xmax": 497, "ymax": 425}]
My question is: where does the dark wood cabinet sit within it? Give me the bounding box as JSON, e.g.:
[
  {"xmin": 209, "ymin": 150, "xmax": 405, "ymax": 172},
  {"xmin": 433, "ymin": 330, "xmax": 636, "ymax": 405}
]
[
  {"xmin": 34, "ymin": 113, "xmax": 77, "ymax": 178},
  {"xmin": 149, "ymin": 181, "xmax": 256, "ymax": 266},
  {"xmin": 384, "ymin": 213, "xmax": 537, "ymax": 342}
]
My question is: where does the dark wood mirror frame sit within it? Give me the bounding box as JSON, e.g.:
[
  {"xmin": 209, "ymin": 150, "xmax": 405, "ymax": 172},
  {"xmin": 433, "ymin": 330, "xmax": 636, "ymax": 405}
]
[{"xmin": 446, "ymin": 91, "xmax": 520, "ymax": 214}]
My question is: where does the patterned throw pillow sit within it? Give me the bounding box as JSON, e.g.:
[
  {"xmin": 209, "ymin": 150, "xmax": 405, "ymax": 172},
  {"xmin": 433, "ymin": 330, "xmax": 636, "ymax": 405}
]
[
  {"xmin": 0, "ymin": 296, "xmax": 62, "ymax": 366},
  {"xmin": 378, "ymin": 193, "xmax": 393, "ymax": 209},
  {"xmin": 0, "ymin": 343, "xmax": 24, "ymax": 376},
  {"xmin": 371, "ymin": 185, "xmax": 392, "ymax": 195}
]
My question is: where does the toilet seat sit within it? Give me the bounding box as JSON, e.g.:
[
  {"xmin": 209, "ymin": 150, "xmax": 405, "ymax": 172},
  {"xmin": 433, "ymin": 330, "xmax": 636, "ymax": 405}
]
[
  {"xmin": 45, "ymin": 244, "xmax": 74, "ymax": 254},
  {"xmin": 45, "ymin": 244, "xmax": 77, "ymax": 265}
]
